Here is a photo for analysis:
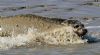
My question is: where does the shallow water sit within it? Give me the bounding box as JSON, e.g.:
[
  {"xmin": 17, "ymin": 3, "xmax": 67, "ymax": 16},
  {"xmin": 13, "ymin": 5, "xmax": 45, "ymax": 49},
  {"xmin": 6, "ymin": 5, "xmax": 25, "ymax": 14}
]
[
  {"xmin": 0, "ymin": 43, "xmax": 100, "ymax": 55},
  {"xmin": 0, "ymin": 0, "xmax": 100, "ymax": 55}
]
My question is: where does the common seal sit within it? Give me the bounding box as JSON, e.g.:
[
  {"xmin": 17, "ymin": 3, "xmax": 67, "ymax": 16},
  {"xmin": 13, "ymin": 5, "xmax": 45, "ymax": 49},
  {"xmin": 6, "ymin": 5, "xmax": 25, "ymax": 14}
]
[
  {"xmin": 0, "ymin": 14, "xmax": 88, "ymax": 44},
  {"xmin": 62, "ymin": 20, "xmax": 87, "ymax": 37}
]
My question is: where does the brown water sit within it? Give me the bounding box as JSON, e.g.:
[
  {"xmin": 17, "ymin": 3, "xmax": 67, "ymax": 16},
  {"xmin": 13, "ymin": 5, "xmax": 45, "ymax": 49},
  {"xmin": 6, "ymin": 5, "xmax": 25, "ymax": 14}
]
[
  {"xmin": 0, "ymin": 43, "xmax": 100, "ymax": 55},
  {"xmin": 0, "ymin": 0, "xmax": 100, "ymax": 55}
]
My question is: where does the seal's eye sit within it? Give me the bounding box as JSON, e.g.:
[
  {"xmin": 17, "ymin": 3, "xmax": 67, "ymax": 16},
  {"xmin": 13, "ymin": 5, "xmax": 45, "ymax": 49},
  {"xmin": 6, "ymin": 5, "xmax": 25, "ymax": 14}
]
[{"xmin": 74, "ymin": 25, "xmax": 79, "ymax": 28}]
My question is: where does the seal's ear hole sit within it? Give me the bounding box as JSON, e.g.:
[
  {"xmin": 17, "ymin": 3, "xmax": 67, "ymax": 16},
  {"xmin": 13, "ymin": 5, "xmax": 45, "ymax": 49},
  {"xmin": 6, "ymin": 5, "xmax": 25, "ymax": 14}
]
[{"xmin": 74, "ymin": 25, "xmax": 79, "ymax": 28}]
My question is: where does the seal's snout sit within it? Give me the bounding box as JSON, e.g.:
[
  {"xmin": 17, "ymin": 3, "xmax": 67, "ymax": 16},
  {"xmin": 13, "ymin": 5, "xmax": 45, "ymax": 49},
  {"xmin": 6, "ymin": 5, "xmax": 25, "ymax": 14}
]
[
  {"xmin": 80, "ymin": 29, "xmax": 88, "ymax": 36},
  {"xmin": 83, "ymin": 29, "xmax": 87, "ymax": 33},
  {"xmin": 74, "ymin": 28, "xmax": 88, "ymax": 37}
]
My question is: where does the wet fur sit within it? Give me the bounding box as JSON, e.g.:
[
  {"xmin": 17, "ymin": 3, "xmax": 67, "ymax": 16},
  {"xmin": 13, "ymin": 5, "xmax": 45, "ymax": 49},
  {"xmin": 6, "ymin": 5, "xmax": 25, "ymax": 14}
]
[{"xmin": 0, "ymin": 14, "xmax": 87, "ymax": 37}]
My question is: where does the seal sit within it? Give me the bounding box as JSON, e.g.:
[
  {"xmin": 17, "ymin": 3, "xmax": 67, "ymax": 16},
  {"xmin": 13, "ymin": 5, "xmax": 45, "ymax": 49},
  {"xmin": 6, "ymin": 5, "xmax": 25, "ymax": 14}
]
[{"xmin": 0, "ymin": 14, "xmax": 88, "ymax": 44}]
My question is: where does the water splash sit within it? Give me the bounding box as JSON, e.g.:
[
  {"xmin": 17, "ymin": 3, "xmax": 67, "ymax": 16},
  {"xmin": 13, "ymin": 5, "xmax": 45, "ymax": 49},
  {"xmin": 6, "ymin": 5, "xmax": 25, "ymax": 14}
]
[{"xmin": 0, "ymin": 27, "xmax": 87, "ymax": 49}]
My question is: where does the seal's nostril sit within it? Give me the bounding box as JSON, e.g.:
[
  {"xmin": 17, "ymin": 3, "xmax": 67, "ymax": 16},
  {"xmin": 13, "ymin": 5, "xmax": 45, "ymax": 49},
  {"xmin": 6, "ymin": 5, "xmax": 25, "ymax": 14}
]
[
  {"xmin": 83, "ymin": 29, "xmax": 87, "ymax": 33},
  {"xmin": 83, "ymin": 29, "xmax": 88, "ymax": 35}
]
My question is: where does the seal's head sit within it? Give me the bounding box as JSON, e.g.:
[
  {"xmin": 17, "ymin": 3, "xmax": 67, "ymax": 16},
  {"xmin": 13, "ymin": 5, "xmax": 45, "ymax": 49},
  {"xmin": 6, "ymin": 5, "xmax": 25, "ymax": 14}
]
[{"xmin": 62, "ymin": 20, "xmax": 88, "ymax": 37}]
